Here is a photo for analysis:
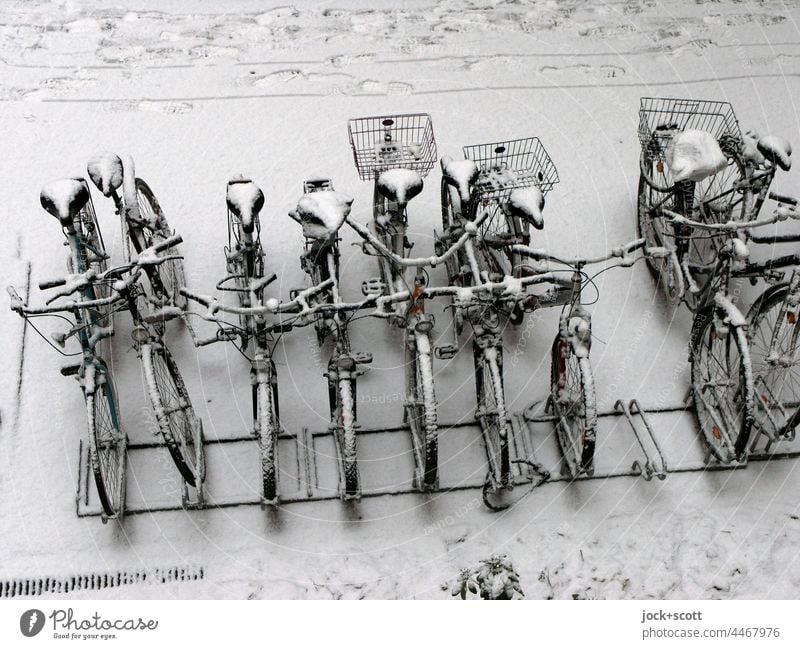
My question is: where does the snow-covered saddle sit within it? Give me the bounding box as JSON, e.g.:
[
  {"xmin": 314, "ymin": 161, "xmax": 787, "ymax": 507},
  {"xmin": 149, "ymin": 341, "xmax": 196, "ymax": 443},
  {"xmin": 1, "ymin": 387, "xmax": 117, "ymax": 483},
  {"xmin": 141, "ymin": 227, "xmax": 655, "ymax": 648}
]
[
  {"xmin": 506, "ymin": 186, "xmax": 545, "ymax": 230},
  {"xmin": 291, "ymin": 190, "xmax": 353, "ymax": 240},
  {"xmin": 40, "ymin": 178, "xmax": 90, "ymax": 225},
  {"xmin": 87, "ymin": 152, "xmax": 124, "ymax": 197},
  {"xmin": 665, "ymin": 129, "xmax": 728, "ymax": 183},
  {"xmin": 376, "ymin": 168, "xmax": 423, "ymax": 208},
  {"xmin": 226, "ymin": 179, "xmax": 265, "ymax": 234},
  {"xmin": 757, "ymin": 135, "xmax": 792, "ymax": 171},
  {"xmin": 441, "ymin": 156, "xmax": 479, "ymax": 205}
]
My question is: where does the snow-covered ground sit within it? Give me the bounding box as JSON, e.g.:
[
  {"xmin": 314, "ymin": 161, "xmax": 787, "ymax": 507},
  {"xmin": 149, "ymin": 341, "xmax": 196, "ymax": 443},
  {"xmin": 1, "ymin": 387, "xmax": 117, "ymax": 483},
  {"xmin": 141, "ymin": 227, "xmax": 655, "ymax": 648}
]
[{"xmin": 1, "ymin": 0, "xmax": 800, "ymax": 599}]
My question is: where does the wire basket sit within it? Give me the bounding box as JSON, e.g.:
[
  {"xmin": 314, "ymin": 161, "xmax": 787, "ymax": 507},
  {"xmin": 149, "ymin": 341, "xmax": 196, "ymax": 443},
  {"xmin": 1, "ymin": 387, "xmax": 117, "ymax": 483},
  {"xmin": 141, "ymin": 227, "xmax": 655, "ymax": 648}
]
[
  {"xmin": 638, "ymin": 97, "xmax": 742, "ymax": 159},
  {"xmin": 462, "ymin": 137, "xmax": 559, "ymax": 199},
  {"xmin": 347, "ymin": 113, "xmax": 437, "ymax": 181}
]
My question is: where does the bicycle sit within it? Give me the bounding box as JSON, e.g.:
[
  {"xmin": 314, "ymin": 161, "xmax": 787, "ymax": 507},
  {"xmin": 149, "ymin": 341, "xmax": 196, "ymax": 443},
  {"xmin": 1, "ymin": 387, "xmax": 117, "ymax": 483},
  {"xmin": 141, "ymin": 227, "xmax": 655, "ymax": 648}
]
[
  {"xmin": 659, "ymin": 203, "xmax": 800, "ymax": 463},
  {"xmin": 87, "ymin": 152, "xmax": 188, "ymax": 319},
  {"xmin": 8, "ymin": 179, "xmax": 196, "ymax": 519},
  {"xmin": 288, "ymin": 182, "xmax": 379, "ymax": 500},
  {"xmin": 179, "ymin": 177, "xmax": 296, "ymax": 506},
  {"xmin": 440, "ymin": 137, "xmax": 560, "ymax": 325},
  {"xmin": 347, "ymin": 113, "xmax": 443, "ymax": 491},
  {"xmin": 636, "ymin": 97, "xmax": 791, "ymax": 309}
]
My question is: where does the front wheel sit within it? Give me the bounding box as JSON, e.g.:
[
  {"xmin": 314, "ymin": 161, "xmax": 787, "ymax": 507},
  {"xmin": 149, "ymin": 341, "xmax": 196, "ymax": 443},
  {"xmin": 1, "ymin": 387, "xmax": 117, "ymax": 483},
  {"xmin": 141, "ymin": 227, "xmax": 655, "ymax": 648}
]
[
  {"xmin": 690, "ymin": 308, "xmax": 754, "ymax": 462},
  {"xmin": 746, "ymin": 284, "xmax": 800, "ymax": 443},
  {"xmin": 142, "ymin": 343, "xmax": 204, "ymax": 487},
  {"xmin": 335, "ymin": 377, "xmax": 360, "ymax": 500},
  {"xmin": 256, "ymin": 378, "xmax": 280, "ymax": 505},
  {"xmin": 550, "ymin": 336, "xmax": 597, "ymax": 477},
  {"xmin": 475, "ymin": 345, "xmax": 511, "ymax": 489},
  {"xmin": 408, "ymin": 331, "xmax": 438, "ymax": 491},
  {"xmin": 86, "ymin": 361, "xmax": 127, "ymax": 520}
]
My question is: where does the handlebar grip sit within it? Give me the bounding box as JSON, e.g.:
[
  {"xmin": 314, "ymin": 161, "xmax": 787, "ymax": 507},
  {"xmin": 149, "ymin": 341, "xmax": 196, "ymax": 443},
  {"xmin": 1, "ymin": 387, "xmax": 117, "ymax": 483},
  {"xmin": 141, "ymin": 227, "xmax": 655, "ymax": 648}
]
[
  {"xmin": 769, "ymin": 192, "xmax": 798, "ymax": 206},
  {"xmin": 38, "ymin": 278, "xmax": 67, "ymax": 290},
  {"xmin": 153, "ymin": 234, "xmax": 184, "ymax": 252}
]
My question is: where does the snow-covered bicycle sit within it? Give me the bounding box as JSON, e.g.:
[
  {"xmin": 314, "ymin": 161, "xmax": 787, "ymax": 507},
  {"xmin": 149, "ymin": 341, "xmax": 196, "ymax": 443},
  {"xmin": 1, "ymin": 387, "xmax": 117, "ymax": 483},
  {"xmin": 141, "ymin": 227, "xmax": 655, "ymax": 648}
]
[
  {"xmin": 637, "ymin": 97, "xmax": 791, "ymax": 308},
  {"xmin": 347, "ymin": 113, "xmax": 443, "ymax": 491},
  {"xmin": 8, "ymin": 179, "xmax": 197, "ymax": 518}
]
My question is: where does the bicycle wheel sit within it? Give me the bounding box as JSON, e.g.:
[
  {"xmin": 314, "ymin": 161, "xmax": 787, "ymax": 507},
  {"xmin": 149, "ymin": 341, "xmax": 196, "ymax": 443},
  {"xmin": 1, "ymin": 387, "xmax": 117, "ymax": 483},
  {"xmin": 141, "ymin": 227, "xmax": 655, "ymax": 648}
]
[
  {"xmin": 86, "ymin": 361, "xmax": 126, "ymax": 519},
  {"xmin": 475, "ymin": 345, "xmax": 511, "ymax": 488},
  {"xmin": 440, "ymin": 180, "xmax": 465, "ymax": 334},
  {"xmin": 636, "ymin": 162, "xmax": 683, "ymax": 305},
  {"xmin": 135, "ymin": 179, "xmax": 187, "ymax": 308},
  {"xmin": 336, "ymin": 377, "xmax": 360, "ymax": 499},
  {"xmin": 142, "ymin": 343, "xmax": 203, "ymax": 486},
  {"xmin": 690, "ymin": 307, "xmax": 754, "ymax": 462},
  {"xmin": 408, "ymin": 331, "xmax": 438, "ymax": 490},
  {"xmin": 256, "ymin": 377, "xmax": 279, "ymax": 504},
  {"xmin": 550, "ymin": 335, "xmax": 597, "ymax": 477},
  {"xmin": 747, "ymin": 284, "xmax": 800, "ymax": 441}
]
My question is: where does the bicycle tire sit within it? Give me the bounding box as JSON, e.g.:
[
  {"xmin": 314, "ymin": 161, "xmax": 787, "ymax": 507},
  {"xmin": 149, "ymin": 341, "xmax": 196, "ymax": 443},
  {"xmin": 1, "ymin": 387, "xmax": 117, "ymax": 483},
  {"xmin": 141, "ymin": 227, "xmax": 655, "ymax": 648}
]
[
  {"xmin": 256, "ymin": 378, "xmax": 279, "ymax": 505},
  {"xmin": 142, "ymin": 343, "xmax": 203, "ymax": 487},
  {"xmin": 135, "ymin": 178, "xmax": 188, "ymax": 309},
  {"xmin": 440, "ymin": 180, "xmax": 465, "ymax": 335},
  {"xmin": 409, "ymin": 331, "xmax": 438, "ymax": 490},
  {"xmin": 337, "ymin": 377, "xmax": 360, "ymax": 499},
  {"xmin": 86, "ymin": 361, "xmax": 126, "ymax": 519},
  {"xmin": 746, "ymin": 283, "xmax": 800, "ymax": 442},
  {"xmin": 550, "ymin": 335, "xmax": 597, "ymax": 477},
  {"xmin": 690, "ymin": 307, "xmax": 754, "ymax": 461},
  {"xmin": 475, "ymin": 345, "xmax": 511, "ymax": 488},
  {"xmin": 636, "ymin": 163, "xmax": 683, "ymax": 305}
]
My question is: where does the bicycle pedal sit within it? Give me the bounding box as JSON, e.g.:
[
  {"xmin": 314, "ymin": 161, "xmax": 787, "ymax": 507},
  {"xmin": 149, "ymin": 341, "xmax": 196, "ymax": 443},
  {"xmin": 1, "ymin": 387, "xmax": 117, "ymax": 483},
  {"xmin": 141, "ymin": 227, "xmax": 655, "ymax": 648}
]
[
  {"xmin": 361, "ymin": 278, "xmax": 386, "ymax": 296},
  {"xmin": 59, "ymin": 363, "xmax": 81, "ymax": 377},
  {"xmin": 435, "ymin": 344, "xmax": 458, "ymax": 360}
]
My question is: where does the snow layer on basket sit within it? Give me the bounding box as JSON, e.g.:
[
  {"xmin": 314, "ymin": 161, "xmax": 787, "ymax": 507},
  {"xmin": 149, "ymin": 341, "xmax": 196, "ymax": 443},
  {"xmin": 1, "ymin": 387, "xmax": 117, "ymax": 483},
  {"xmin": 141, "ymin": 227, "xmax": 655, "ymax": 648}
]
[
  {"xmin": 508, "ymin": 186, "xmax": 545, "ymax": 229},
  {"xmin": 295, "ymin": 190, "xmax": 353, "ymax": 240},
  {"xmin": 86, "ymin": 152, "xmax": 123, "ymax": 197},
  {"xmin": 757, "ymin": 135, "xmax": 792, "ymax": 171},
  {"xmin": 665, "ymin": 129, "xmax": 727, "ymax": 183},
  {"xmin": 377, "ymin": 168, "xmax": 423, "ymax": 205}
]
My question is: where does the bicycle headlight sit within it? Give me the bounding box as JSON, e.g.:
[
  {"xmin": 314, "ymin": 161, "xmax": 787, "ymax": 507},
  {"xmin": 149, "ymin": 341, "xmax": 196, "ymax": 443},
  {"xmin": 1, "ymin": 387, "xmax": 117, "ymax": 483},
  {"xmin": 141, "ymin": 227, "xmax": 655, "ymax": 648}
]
[
  {"xmin": 337, "ymin": 355, "xmax": 356, "ymax": 371},
  {"xmin": 131, "ymin": 326, "xmax": 149, "ymax": 344},
  {"xmin": 414, "ymin": 314, "xmax": 435, "ymax": 333}
]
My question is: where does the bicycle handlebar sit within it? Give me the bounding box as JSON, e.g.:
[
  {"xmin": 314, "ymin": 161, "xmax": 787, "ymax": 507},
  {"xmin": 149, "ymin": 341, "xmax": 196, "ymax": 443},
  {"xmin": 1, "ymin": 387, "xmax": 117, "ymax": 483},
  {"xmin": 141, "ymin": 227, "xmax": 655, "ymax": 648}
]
[
  {"xmin": 345, "ymin": 208, "xmax": 490, "ymax": 269},
  {"xmin": 768, "ymin": 191, "xmax": 798, "ymax": 206},
  {"xmin": 661, "ymin": 205, "xmax": 800, "ymax": 232},
  {"xmin": 511, "ymin": 238, "xmax": 647, "ymax": 268}
]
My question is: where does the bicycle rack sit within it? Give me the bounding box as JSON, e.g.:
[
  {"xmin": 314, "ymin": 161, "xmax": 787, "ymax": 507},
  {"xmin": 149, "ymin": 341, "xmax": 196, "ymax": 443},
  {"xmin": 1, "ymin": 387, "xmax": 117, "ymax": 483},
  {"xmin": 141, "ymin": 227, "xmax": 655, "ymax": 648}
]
[{"xmin": 614, "ymin": 399, "xmax": 668, "ymax": 481}]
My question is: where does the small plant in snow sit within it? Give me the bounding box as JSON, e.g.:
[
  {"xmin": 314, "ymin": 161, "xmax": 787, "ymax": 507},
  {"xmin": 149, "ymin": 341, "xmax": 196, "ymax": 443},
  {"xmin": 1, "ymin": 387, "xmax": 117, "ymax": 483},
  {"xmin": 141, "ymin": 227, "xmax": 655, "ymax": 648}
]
[{"xmin": 451, "ymin": 555, "xmax": 524, "ymax": 600}]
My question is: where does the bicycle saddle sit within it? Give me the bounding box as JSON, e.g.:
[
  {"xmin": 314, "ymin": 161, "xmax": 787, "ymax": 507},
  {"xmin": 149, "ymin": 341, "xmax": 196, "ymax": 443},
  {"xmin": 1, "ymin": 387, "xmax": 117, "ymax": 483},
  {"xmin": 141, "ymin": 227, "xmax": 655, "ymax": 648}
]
[
  {"xmin": 441, "ymin": 155, "xmax": 479, "ymax": 205},
  {"xmin": 506, "ymin": 186, "xmax": 545, "ymax": 230},
  {"xmin": 292, "ymin": 190, "xmax": 353, "ymax": 240},
  {"xmin": 757, "ymin": 135, "xmax": 792, "ymax": 171},
  {"xmin": 40, "ymin": 178, "xmax": 90, "ymax": 225},
  {"xmin": 227, "ymin": 179, "xmax": 265, "ymax": 233},
  {"xmin": 87, "ymin": 152, "xmax": 124, "ymax": 197},
  {"xmin": 376, "ymin": 168, "xmax": 423, "ymax": 208}
]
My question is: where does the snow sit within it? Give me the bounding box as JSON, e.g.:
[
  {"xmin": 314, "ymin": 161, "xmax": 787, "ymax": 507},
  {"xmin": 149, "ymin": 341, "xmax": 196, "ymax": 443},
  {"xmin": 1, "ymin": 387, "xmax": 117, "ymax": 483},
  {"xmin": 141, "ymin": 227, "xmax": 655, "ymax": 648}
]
[
  {"xmin": 86, "ymin": 152, "xmax": 123, "ymax": 198},
  {"xmin": 441, "ymin": 155, "xmax": 479, "ymax": 205},
  {"xmin": 3, "ymin": 0, "xmax": 800, "ymax": 603},
  {"xmin": 293, "ymin": 190, "xmax": 353, "ymax": 240},
  {"xmin": 376, "ymin": 168, "xmax": 423, "ymax": 207},
  {"xmin": 39, "ymin": 178, "xmax": 87, "ymax": 223},
  {"xmin": 665, "ymin": 129, "xmax": 728, "ymax": 183},
  {"xmin": 507, "ymin": 186, "xmax": 545, "ymax": 230},
  {"xmin": 758, "ymin": 135, "xmax": 793, "ymax": 171},
  {"xmin": 226, "ymin": 179, "xmax": 264, "ymax": 232}
]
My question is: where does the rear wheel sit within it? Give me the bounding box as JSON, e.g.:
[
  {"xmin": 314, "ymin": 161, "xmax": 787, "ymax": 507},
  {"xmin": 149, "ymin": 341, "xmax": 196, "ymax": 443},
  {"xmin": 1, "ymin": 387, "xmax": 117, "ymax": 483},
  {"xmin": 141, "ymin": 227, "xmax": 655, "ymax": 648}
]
[
  {"xmin": 440, "ymin": 180, "xmax": 467, "ymax": 334},
  {"xmin": 690, "ymin": 308, "xmax": 754, "ymax": 462},
  {"xmin": 256, "ymin": 378, "xmax": 279, "ymax": 504},
  {"xmin": 550, "ymin": 336, "xmax": 596, "ymax": 477},
  {"xmin": 135, "ymin": 179, "xmax": 187, "ymax": 309},
  {"xmin": 747, "ymin": 285, "xmax": 800, "ymax": 442},
  {"xmin": 86, "ymin": 362, "xmax": 126, "ymax": 520},
  {"xmin": 475, "ymin": 345, "xmax": 511, "ymax": 489},
  {"xmin": 143, "ymin": 343, "xmax": 203, "ymax": 486}
]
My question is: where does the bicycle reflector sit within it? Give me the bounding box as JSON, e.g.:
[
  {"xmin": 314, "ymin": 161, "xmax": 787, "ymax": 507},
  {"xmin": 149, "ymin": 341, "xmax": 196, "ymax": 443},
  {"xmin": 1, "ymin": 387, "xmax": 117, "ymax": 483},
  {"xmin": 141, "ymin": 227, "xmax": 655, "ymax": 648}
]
[{"xmin": 336, "ymin": 355, "xmax": 356, "ymax": 371}]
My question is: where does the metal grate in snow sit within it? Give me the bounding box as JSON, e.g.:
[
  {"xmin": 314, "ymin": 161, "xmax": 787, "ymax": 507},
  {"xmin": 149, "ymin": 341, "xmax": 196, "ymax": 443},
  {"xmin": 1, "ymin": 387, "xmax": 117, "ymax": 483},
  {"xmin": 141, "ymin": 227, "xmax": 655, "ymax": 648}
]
[{"xmin": 0, "ymin": 565, "xmax": 204, "ymax": 598}]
